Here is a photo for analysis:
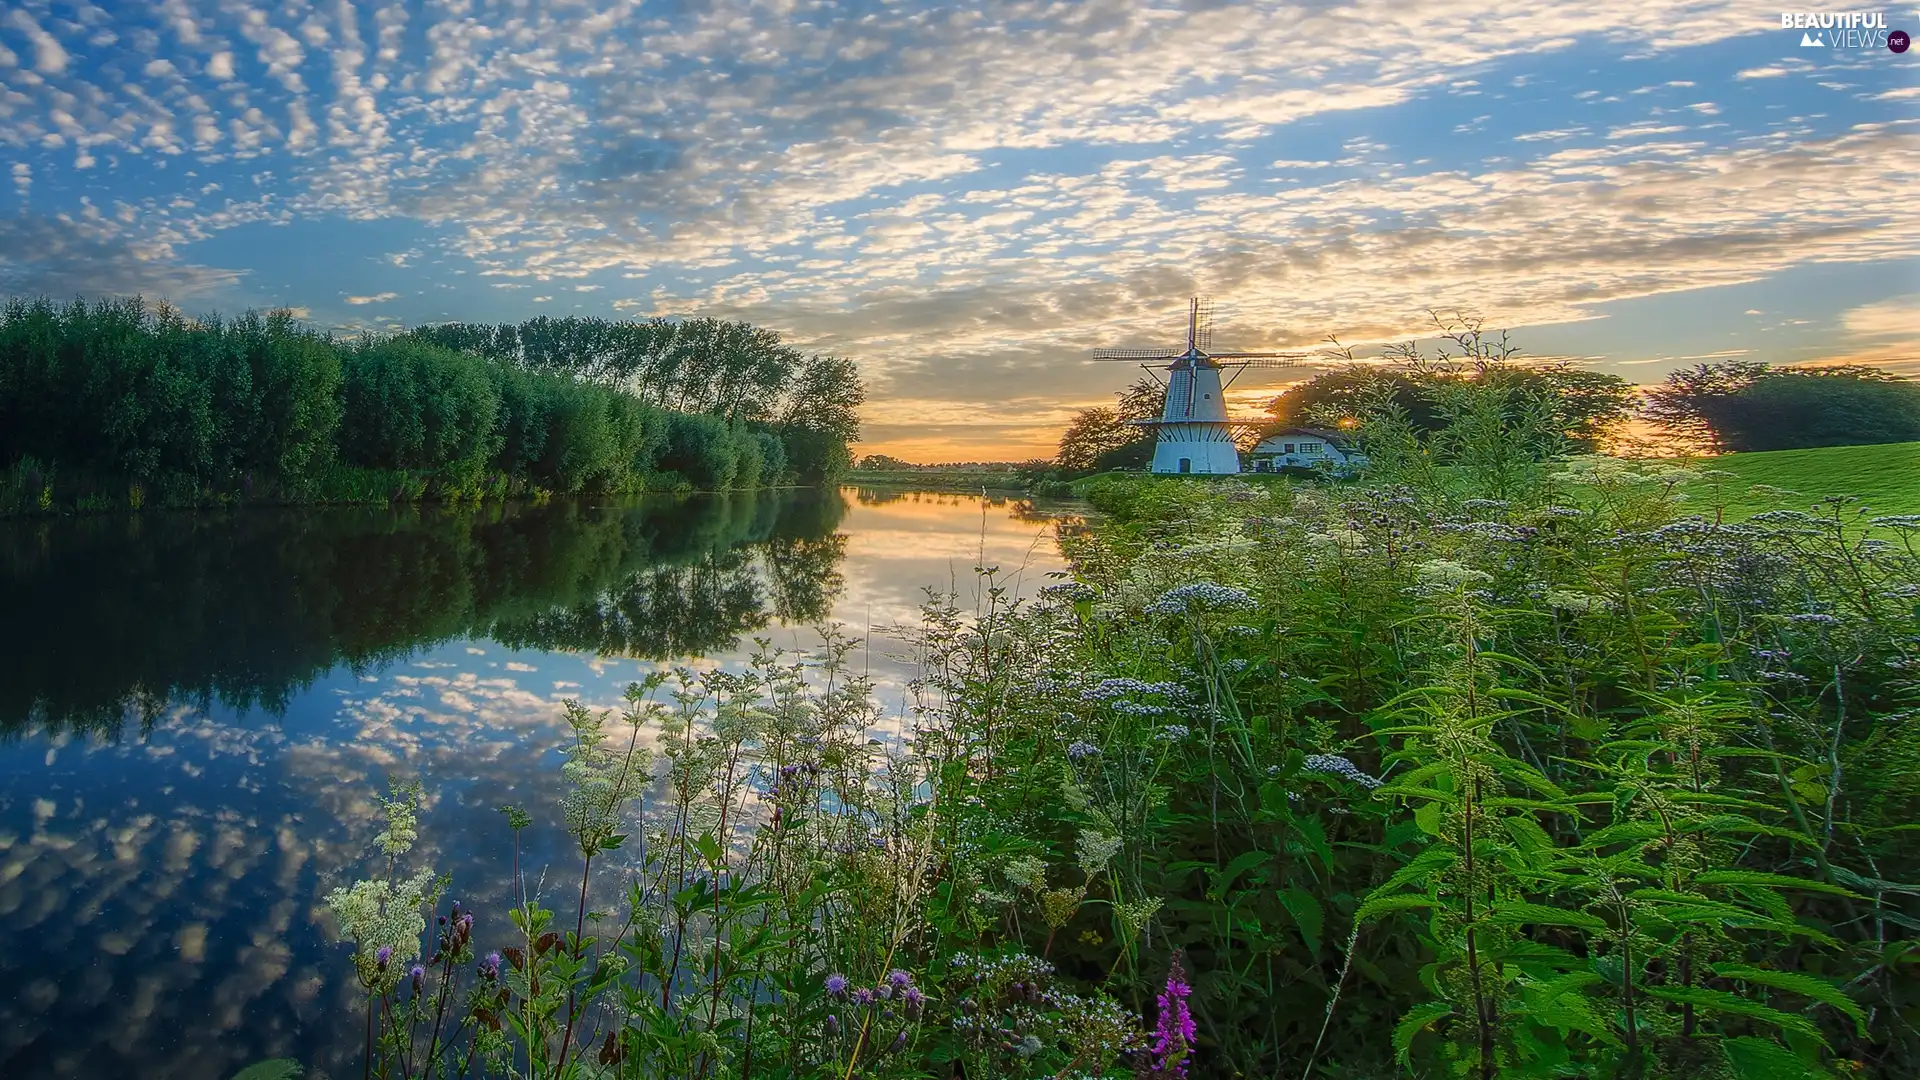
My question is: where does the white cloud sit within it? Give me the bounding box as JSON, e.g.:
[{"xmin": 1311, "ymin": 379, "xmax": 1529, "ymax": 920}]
[{"xmin": 343, "ymin": 292, "xmax": 399, "ymax": 305}]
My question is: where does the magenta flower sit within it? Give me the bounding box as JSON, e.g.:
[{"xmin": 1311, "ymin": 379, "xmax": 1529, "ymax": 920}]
[{"xmin": 1141, "ymin": 951, "xmax": 1195, "ymax": 1079}]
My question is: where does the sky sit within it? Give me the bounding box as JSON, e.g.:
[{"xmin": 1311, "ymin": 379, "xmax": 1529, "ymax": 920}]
[{"xmin": 1, "ymin": 1, "xmax": 1916, "ymax": 462}]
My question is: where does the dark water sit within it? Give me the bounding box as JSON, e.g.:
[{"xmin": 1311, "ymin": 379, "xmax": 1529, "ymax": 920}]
[{"xmin": 0, "ymin": 488, "xmax": 1072, "ymax": 1079}]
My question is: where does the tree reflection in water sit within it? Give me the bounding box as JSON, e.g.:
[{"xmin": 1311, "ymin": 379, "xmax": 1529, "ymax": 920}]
[{"xmin": 0, "ymin": 489, "xmax": 848, "ymax": 740}]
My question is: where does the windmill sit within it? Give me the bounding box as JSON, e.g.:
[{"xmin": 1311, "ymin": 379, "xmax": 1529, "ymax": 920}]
[{"xmin": 1091, "ymin": 297, "xmax": 1309, "ymax": 475}]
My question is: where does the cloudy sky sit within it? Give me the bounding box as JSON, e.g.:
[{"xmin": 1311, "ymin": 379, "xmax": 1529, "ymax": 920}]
[{"xmin": 1, "ymin": 1, "xmax": 1916, "ymax": 459}]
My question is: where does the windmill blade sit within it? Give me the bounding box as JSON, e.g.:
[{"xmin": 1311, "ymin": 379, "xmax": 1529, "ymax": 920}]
[
  {"xmin": 1194, "ymin": 296, "xmax": 1215, "ymax": 353},
  {"xmin": 1091, "ymin": 348, "xmax": 1182, "ymax": 361},
  {"xmin": 1211, "ymin": 353, "xmax": 1314, "ymax": 367}
]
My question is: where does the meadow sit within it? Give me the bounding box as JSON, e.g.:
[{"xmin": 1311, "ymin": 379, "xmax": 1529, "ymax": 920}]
[
  {"xmin": 304, "ymin": 382, "xmax": 1918, "ymax": 1079},
  {"xmin": 1680, "ymin": 442, "xmax": 1920, "ymax": 522}
]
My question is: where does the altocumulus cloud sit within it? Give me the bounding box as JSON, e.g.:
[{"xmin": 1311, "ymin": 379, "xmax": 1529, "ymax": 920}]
[{"xmin": 0, "ymin": 0, "xmax": 1911, "ymax": 457}]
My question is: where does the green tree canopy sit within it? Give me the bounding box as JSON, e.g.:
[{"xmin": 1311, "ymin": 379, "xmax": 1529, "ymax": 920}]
[{"xmin": 1643, "ymin": 360, "xmax": 1920, "ymax": 452}]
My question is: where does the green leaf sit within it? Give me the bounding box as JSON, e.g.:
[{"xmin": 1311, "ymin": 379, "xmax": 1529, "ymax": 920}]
[
  {"xmin": 1212, "ymin": 849, "xmax": 1271, "ymax": 896},
  {"xmin": 1723, "ymin": 1036, "xmax": 1827, "ymax": 1080},
  {"xmin": 1694, "ymin": 869, "xmax": 1862, "ymax": 899},
  {"xmin": 1293, "ymin": 814, "xmax": 1333, "ymax": 871},
  {"xmin": 1376, "ymin": 846, "xmax": 1458, "ymax": 895},
  {"xmin": 1641, "ymin": 985, "xmax": 1826, "ymax": 1043},
  {"xmin": 1710, "ymin": 965, "xmax": 1866, "ymax": 1033},
  {"xmin": 1393, "ymin": 1001, "xmax": 1454, "ymax": 1065},
  {"xmin": 1355, "ymin": 892, "xmax": 1438, "ymax": 923},
  {"xmin": 1279, "ymin": 887, "xmax": 1324, "ymax": 954},
  {"xmin": 1414, "ymin": 801, "xmax": 1444, "ymax": 837},
  {"xmin": 600, "ymin": 833, "xmax": 627, "ymax": 851},
  {"xmin": 1484, "ymin": 901, "xmax": 1608, "ymax": 934}
]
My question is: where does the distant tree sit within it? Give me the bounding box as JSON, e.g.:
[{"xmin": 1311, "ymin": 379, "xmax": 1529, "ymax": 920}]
[
  {"xmin": 1646, "ymin": 361, "xmax": 1920, "ymax": 452},
  {"xmin": 856, "ymin": 454, "xmax": 913, "ymax": 470},
  {"xmin": 1269, "ymin": 362, "xmax": 1631, "ymax": 451},
  {"xmin": 1055, "ymin": 376, "xmax": 1166, "ymax": 472},
  {"xmin": 1640, "ymin": 360, "xmax": 1771, "ymax": 453}
]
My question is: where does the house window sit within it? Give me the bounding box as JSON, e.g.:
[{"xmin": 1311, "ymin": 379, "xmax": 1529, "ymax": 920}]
[
  {"xmin": 1300, "ymin": 442, "xmax": 1321, "ymax": 453},
  {"xmin": 1283, "ymin": 443, "xmax": 1295, "ymax": 454},
  {"xmin": 1178, "ymin": 458, "xmax": 1191, "ymax": 474}
]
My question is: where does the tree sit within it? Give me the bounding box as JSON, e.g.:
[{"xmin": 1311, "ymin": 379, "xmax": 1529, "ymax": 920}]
[
  {"xmin": 1640, "ymin": 360, "xmax": 1771, "ymax": 453},
  {"xmin": 1055, "ymin": 376, "xmax": 1165, "ymax": 472},
  {"xmin": 1270, "ymin": 363, "xmax": 1632, "ymax": 451},
  {"xmin": 1646, "ymin": 361, "xmax": 1920, "ymax": 452}
]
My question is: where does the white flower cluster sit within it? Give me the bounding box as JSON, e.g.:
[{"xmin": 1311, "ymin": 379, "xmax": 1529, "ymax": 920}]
[
  {"xmin": 323, "ymin": 869, "xmax": 434, "ymax": 991},
  {"xmin": 1414, "ymin": 559, "xmax": 1491, "ymax": 587},
  {"xmin": 1303, "ymin": 753, "xmax": 1383, "ymax": 790},
  {"xmin": 1543, "ymin": 589, "xmax": 1607, "ymax": 614},
  {"xmin": 1144, "ymin": 582, "xmax": 1257, "ymax": 615},
  {"xmin": 1004, "ymin": 854, "xmax": 1048, "ymax": 890},
  {"xmin": 1075, "ymin": 830, "xmax": 1122, "ymax": 875},
  {"xmin": 1041, "ymin": 581, "xmax": 1099, "ymax": 603}
]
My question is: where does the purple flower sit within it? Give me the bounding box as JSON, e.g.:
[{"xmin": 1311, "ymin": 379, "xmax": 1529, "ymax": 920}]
[
  {"xmin": 1067, "ymin": 740, "xmax": 1101, "ymax": 761},
  {"xmin": 825, "ymin": 973, "xmax": 848, "ymax": 997},
  {"xmin": 375, "ymin": 946, "xmax": 393, "ymax": 970},
  {"xmin": 409, "ymin": 965, "xmax": 426, "ymax": 993},
  {"xmin": 902, "ymin": 985, "xmax": 925, "ymax": 1017},
  {"xmin": 891, "ymin": 1030, "xmax": 908, "ymax": 1051},
  {"xmin": 1144, "ymin": 951, "xmax": 1195, "ymax": 1079},
  {"xmin": 825, "ymin": 1014, "xmax": 840, "ymax": 1035},
  {"xmin": 887, "ymin": 968, "xmax": 912, "ymax": 989},
  {"xmin": 480, "ymin": 951, "xmax": 502, "ymax": 980},
  {"xmin": 853, "ymin": 988, "xmax": 877, "ymax": 1005}
]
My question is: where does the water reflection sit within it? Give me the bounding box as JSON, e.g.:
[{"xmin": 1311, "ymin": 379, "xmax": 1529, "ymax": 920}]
[
  {"xmin": 0, "ymin": 490, "xmax": 846, "ymax": 739},
  {"xmin": 0, "ymin": 489, "xmax": 1074, "ymax": 1078}
]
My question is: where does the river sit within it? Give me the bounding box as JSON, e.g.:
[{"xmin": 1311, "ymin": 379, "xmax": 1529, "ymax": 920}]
[{"xmin": 0, "ymin": 487, "xmax": 1078, "ymax": 1078}]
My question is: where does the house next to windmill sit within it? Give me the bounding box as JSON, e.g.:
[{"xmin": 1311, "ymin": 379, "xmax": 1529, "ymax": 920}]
[
  {"xmin": 1249, "ymin": 427, "xmax": 1368, "ymax": 475},
  {"xmin": 1091, "ymin": 298, "xmax": 1307, "ymax": 475}
]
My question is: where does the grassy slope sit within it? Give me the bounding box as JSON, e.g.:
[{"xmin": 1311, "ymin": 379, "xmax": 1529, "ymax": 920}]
[
  {"xmin": 843, "ymin": 468, "xmax": 1032, "ymax": 491},
  {"xmin": 1681, "ymin": 441, "xmax": 1920, "ymax": 520}
]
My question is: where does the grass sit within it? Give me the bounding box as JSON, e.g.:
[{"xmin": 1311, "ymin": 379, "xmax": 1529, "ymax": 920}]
[{"xmin": 1681, "ymin": 440, "xmax": 1920, "ymax": 521}]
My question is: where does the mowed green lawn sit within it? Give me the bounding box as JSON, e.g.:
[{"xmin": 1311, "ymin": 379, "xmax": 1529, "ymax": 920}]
[{"xmin": 1680, "ymin": 441, "xmax": 1920, "ymax": 521}]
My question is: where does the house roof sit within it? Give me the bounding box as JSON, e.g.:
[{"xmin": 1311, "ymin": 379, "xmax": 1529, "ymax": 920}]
[{"xmin": 1253, "ymin": 426, "xmax": 1358, "ymax": 450}]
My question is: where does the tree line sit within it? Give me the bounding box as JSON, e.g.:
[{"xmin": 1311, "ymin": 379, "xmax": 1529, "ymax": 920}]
[
  {"xmin": 0, "ymin": 298, "xmax": 864, "ymax": 512},
  {"xmin": 1052, "ymin": 322, "xmax": 1916, "ymax": 472}
]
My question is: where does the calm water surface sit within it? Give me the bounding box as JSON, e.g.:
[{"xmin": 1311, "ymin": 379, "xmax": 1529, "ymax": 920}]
[{"xmin": 0, "ymin": 488, "xmax": 1075, "ymax": 1079}]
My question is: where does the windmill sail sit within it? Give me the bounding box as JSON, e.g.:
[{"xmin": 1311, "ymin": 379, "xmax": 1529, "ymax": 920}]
[{"xmin": 1088, "ymin": 296, "xmax": 1305, "ymax": 475}]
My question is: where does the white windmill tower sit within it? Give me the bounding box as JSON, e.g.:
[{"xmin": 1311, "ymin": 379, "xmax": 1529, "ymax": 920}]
[{"xmin": 1092, "ymin": 297, "xmax": 1307, "ymax": 475}]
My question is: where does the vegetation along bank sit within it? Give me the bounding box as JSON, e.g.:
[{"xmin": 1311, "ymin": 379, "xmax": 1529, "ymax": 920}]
[
  {"xmin": 311, "ymin": 376, "xmax": 1918, "ymax": 1079},
  {"xmin": 0, "ymin": 297, "xmax": 864, "ymax": 515}
]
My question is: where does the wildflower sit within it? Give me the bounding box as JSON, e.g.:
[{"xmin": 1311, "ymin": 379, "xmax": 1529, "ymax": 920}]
[
  {"xmin": 1076, "ymin": 830, "xmax": 1122, "ymax": 875},
  {"xmin": 1145, "ymin": 583, "xmax": 1256, "ymax": 615},
  {"xmin": 892, "ymin": 1030, "xmax": 910, "ymax": 1051},
  {"xmin": 1067, "ymin": 740, "xmax": 1102, "ymax": 762},
  {"xmin": 375, "ymin": 946, "xmax": 393, "ymax": 970},
  {"xmin": 901, "ymin": 985, "xmax": 925, "ymax": 1017},
  {"xmin": 1303, "ymin": 754, "xmax": 1383, "ymax": 790},
  {"xmin": 480, "ymin": 951, "xmax": 502, "ymax": 980},
  {"xmin": 1414, "ymin": 559, "xmax": 1491, "ymax": 587},
  {"xmin": 409, "ymin": 965, "xmax": 426, "ymax": 994},
  {"xmin": 825, "ymin": 1014, "xmax": 840, "ymax": 1035},
  {"xmin": 825, "ymin": 973, "xmax": 849, "ymax": 997},
  {"xmin": 1015, "ymin": 1033, "xmax": 1045, "ymax": 1058},
  {"xmin": 1543, "ymin": 588, "xmax": 1605, "ymax": 614},
  {"xmin": 1154, "ymin": 725, "xmax": 1190, "ymax": 742},
  {"xmin": 1041, "ymin": 886, "xmax": 1086, "ymax": 929},
  {"xmin": 1005, "ymin": 854, "xmax": 1048, "ymax": 890},
  {"xmin": 887, "ymin": 969, "xmax": 913, "ymax": 989},
  {"xmin": 1143, "ymin": 951, "xmax": 1196, "ymax": 1078}
]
